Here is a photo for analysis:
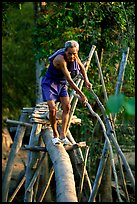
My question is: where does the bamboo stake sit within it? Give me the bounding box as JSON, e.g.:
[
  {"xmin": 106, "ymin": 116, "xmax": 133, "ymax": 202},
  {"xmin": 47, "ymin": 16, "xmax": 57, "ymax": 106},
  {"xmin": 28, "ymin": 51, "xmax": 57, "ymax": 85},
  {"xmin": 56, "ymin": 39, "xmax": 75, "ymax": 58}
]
[
  {"xmin": 25, "ymin": 152, "xmax": 46, "ymax": 193},
  {"xmin": 33, "ymin": 174, "xmax": 40, "ymax": 202},
  {"xmin": 37, "ymin": 167, "xmax": 54, "ymax": 202},
  {"xmin": 2, "ymin": 110, "xmax": 28, "ymax": 202},
  {"xmin": 94, "ymin": 51, "xmax": 108, "ymax": 101},
  {"xmin": 24, "ymin": 123, "xmax": 42, "ymax": 202},
  {"xmin": 66, "ymin": 130, "xmax": 93, "ymax": 195},
  {"xmin": 8, "ymin": 175, "xmax": 26, "ymax": 202},
  {"xmin": 113, "ymin": 47, "xmax": 130, "ymax": 122},
  {"xmin": 112, "ymin": 47, "xmax": 130, "ymax": 202},
  {"xmin": 88, "ymin": 140, "xmax": 109, "ymax": 202},
  {"xmin": 78, "ymin": 146, "xmax": 90, "ymax": 202}
]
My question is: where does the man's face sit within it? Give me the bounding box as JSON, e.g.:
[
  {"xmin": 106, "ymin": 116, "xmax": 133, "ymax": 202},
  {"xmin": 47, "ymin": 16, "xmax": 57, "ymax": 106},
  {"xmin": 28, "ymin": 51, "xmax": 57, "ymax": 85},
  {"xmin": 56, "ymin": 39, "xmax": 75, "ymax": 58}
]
[{"xmin": 65, "ymin": 47, "xmax": 78, "ymax": 62}]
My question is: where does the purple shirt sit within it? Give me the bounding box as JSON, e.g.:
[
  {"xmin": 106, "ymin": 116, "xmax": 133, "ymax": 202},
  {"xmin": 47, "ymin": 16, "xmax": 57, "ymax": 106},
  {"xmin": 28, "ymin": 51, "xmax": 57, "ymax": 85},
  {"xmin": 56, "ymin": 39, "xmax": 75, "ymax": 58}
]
[{"xmin": 42, "ymin": 49, "xmax": 80, "ymax": 84}]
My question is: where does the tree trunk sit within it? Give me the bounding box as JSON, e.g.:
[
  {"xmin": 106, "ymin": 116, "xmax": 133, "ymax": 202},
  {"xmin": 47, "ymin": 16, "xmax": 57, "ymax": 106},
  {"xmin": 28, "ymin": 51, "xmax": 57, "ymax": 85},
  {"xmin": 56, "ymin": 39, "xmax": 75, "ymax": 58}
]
[{"xmin": 42, "ymin": 127, "xmax": 78, "ymax": 202}]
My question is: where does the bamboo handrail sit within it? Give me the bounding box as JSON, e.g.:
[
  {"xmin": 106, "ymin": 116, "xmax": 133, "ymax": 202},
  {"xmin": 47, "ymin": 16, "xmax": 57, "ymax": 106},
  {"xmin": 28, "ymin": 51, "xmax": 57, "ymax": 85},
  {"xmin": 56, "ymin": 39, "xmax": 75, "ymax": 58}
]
[{"xmin": 73, "ymin": 94, "xmax": 123, "ymax": 202}]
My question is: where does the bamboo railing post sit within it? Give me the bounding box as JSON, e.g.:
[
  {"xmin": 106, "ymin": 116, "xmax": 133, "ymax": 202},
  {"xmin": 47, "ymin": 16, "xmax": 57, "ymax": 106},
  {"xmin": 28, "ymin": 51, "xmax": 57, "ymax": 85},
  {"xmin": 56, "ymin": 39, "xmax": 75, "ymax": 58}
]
[
  {"xmin": 112, "ymin": 47, "xmax": 130, "ymax": 201},
  {"xmin": 24, "ymin": 123, "xmax": 42, "ymax": 202},
  {"xmin": 2, "ymin": 109, "xmax": 29, "ymax": 202},
  {"xmin": 37, "ymin": 167, "xmax": 54, "ymax": 202},
  {"xmin": 69, "ymin": 45, "xmax": 96, "ymax": 104},
  {"xmin": 25, "ymin": 152, "xmax": 46, "ymax": 193},
  {"xmin": 113, "ymin": 47, "xmax": 130, "ymax": 122},
  {"xmin": 8, "ymin": 175, "xmax": 26, "ymax": 202},
  {"xmin": 88, "ymin": 140, "xmax": 109, "ymax": 202},
  {"xmin": 78, "ymin": 146, "xmax": 90, "ymax": 201},
  {"xmin": 94, "ymin": 51, "xmax": 108, "ymax": 101}
]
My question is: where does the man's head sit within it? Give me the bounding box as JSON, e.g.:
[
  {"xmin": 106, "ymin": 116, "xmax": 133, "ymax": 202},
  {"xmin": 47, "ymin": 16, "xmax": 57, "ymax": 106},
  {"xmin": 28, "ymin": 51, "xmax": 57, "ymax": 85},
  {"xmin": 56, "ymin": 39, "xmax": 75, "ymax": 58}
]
[{"xmin": 64, "ymin": 40, "xmax": 79, "ymax": 62}]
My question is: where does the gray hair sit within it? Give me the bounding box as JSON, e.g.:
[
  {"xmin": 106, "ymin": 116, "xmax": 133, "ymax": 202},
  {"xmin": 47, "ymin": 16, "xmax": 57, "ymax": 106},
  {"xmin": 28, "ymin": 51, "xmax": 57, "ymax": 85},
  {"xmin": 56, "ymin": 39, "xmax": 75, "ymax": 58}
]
[{"xmin": 65, "ymin": 40, "xmax": 79, "ymax": 51}]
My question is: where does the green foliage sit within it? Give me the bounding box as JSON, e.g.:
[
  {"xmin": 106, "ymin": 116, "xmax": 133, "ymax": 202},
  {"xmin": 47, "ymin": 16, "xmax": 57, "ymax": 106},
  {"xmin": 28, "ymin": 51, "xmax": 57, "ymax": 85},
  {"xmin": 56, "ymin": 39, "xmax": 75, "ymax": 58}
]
[
  {"xmin": 2, "ymin": 3, "xmax": 36, "ymax": 125},
  {"xmin": 106, "ymin": 94, "xmax": 135, "ymax": 116},
  {"xmin": 106, "ymin": 94, "xmax": 125, "ymax": 113}
]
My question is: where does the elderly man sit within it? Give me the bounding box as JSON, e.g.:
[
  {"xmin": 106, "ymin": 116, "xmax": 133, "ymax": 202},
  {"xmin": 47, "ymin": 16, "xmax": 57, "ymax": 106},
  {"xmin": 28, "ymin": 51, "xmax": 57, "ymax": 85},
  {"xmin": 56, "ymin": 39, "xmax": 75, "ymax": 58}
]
[{"xmin": 41, "ymin": 40, "xmax": 92, "ymax": 146}]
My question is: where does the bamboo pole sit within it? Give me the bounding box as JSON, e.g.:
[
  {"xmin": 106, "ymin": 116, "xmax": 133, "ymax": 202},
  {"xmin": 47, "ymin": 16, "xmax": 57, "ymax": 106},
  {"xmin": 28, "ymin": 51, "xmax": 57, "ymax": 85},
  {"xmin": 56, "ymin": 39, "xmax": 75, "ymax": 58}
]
[
  {"xmin": 8, "ymin": 175, "xmax": 26, "ymax": 202},
  {"xmin": 22, "ymin": 145, "xmax": 47, "ymax": 152},
  {"xmin": 110, "ymin": 47, "xmax": 130, "ymax": 201},
  {"xmin": 22, "ymin": 142, "xmax": 86, "ymax": 152},
  {"xmin": 78, "ymin": 146, "xmax": 90, "ymax": 201},
  {"xmin": 89, "ymin": 89, "xmax": 135, "ymax": 192},
  {"xmin": 113, "ymin": 47, "xmax": 130, "ymax": 122},
  {"xmin": 84, "ymin": 103, "xmax": 123, "ymax": 202},
  {"xmin": 6, "ymin": 119, "xmax": 33, "ymax": 127},
  {"xmin": 115, "ymin": 48, "xmax": 130, "ymax": 94},
  {"xmin": 92, "ymin": 49, "xmax": 131, "ymax": 201},
  {"xmin": 25, "ymin": 152, "xmax": 46, "ymax": 193},
  {"xmin": 94, "ymin": 51, "xmax": 108, "ymax": 101},
  {"xmin": 88, "ymin": 140, "xmax": 109, "ymax": 202},
  {"xmin": 24, "ymin": 123, "xmax": 42, "ymax": 202},
  {"xmin": 69, "ymin": 45, "xmax": 96, "ymax": 104},
  {"xmin": 37, "ymin": 167, "xmax": 54, "ymax": 202},
  {"xmin": 2, "ymin": 110, "xmax": 28, "ymax": 202},
  {"xmin": 74, "ymin": 94, "xmax": 123, "ymax": 202}
]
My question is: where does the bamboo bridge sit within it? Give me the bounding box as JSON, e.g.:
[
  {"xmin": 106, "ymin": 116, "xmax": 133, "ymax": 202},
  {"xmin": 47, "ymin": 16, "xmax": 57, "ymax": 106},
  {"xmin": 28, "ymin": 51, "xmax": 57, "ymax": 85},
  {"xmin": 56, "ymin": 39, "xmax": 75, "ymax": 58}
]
[{"xmin": 2, "ymin": 46, "xmax": 135, "ymax": 202}]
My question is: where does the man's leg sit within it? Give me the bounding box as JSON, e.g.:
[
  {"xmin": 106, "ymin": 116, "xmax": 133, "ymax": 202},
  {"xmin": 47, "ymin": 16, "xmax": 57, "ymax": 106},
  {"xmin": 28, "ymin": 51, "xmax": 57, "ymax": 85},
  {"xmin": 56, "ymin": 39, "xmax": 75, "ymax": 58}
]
[
  {"xmin": 47, "ymin": 100, "xmax": 60, "ymax": 138},
  {"xmin": 59, "ymin": 96, "xmax": 71, "ymax": 139}
]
